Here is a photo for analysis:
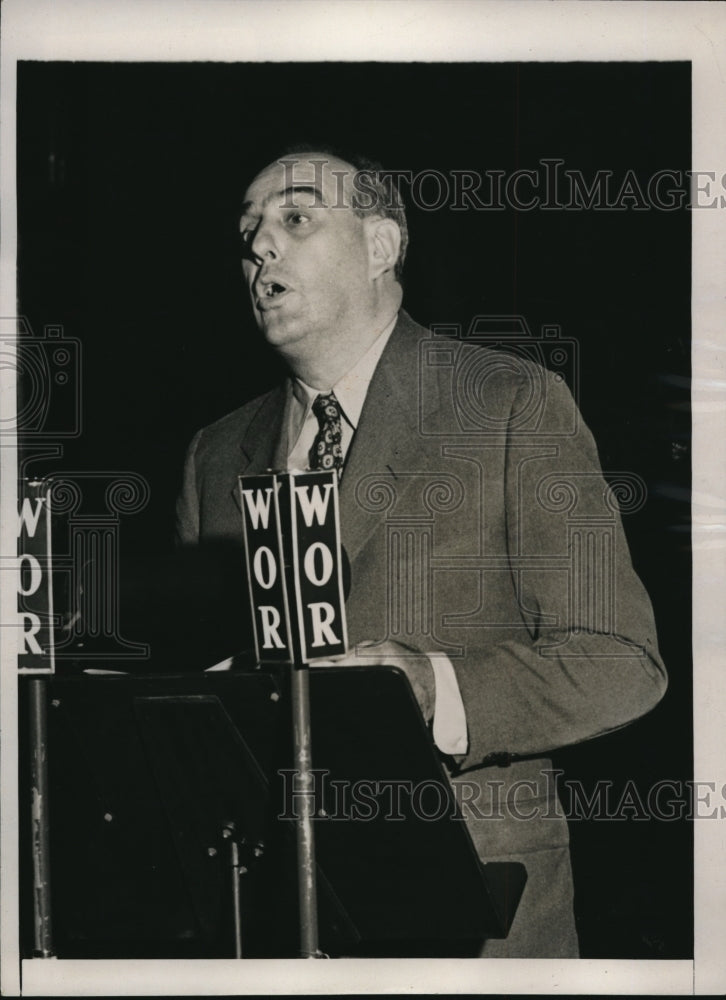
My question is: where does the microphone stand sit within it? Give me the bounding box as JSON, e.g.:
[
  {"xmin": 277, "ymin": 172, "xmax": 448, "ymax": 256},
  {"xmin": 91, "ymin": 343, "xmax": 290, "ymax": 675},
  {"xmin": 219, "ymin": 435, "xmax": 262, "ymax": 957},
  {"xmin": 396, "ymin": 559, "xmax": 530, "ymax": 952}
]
[
  {"xmin": 240, "ymin": 468, "xmax": 345, "ymax": 960},
  {"xmin": 291, "ymin": 660, "xmax": 321, "ymax": 958}
]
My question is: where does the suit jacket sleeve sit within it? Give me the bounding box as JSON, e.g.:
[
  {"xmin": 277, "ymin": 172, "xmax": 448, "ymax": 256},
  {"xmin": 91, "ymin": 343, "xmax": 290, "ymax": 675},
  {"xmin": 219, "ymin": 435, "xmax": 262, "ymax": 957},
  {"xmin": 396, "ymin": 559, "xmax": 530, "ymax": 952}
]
[
  {"xmin": 175, "ymin": 429, "xmax": 202, "ymax": 546},
  {"xmin": 453, "ymin": 368, "xmax": 667, "ymax": 770}
]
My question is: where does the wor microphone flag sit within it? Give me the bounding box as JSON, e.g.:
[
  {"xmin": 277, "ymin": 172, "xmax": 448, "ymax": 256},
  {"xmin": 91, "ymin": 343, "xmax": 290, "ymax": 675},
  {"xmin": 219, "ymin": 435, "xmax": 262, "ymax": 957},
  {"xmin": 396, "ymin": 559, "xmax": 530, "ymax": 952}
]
[
  {"xmin": 239, "ymin": 470, "xmax": 348, "ymax": 664},
  {"xmin": 17, "ymin": 479, "xmax": 55, "ymax": 674}
]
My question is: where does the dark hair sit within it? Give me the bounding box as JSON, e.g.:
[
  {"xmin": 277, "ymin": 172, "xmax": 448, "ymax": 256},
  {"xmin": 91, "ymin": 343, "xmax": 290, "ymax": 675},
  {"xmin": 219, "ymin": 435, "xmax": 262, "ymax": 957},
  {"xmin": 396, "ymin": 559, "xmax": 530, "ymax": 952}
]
[{"xmin": 280, "ymin": 143, "xmax": 408, "ymax": 282}]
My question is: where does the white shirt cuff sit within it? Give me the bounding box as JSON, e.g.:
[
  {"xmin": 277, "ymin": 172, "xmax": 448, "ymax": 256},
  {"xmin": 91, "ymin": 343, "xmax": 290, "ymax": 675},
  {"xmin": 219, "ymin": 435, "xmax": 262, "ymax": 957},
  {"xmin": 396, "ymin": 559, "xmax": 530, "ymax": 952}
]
[{"xmin": 427, "ymin": 652, "xmax": 468, "ymax": 755}]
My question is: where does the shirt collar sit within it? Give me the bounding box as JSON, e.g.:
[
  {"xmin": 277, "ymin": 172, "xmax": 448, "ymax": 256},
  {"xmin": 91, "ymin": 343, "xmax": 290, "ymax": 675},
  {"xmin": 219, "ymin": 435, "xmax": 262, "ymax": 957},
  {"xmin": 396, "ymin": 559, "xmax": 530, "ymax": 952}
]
[{"xmin": 291, "ymin": 312, "xmax": 398, "ymax": 429}]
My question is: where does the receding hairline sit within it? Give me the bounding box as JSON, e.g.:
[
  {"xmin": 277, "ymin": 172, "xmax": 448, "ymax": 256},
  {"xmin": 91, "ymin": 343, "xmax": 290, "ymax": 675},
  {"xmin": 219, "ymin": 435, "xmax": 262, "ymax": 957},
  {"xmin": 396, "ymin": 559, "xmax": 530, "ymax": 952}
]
[
  {"xmin": 243, "ymin": 152, "xmax": 361, "ymax": 202},
  {"xmin": 262, "ymin": 152, "xmax": 359, "ymax": 175}
]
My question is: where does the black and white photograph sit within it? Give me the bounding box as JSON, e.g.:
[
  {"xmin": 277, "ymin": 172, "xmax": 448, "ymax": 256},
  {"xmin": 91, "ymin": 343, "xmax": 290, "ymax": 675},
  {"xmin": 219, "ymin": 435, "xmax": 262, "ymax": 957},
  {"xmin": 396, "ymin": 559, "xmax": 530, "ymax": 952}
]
[{"xmin": 1, "ymin": 2, "xmax": 724, "ymax": 995}]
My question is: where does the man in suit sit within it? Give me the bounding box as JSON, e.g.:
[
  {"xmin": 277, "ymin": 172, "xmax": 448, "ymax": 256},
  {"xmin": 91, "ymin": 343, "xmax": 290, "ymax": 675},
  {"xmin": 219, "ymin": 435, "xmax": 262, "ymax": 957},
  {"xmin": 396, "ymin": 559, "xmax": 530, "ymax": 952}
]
[{"xmin": 176, "ymin": 150, "xmax": 667, "ymax": 957}]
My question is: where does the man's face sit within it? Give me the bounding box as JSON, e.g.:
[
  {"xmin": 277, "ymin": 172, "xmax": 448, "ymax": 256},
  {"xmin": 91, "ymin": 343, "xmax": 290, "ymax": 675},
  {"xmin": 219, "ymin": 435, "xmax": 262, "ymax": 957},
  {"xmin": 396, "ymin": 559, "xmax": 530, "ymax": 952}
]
[{"xmin": 239, "ymin": 155, "xmax": 374, "ymax": 354}]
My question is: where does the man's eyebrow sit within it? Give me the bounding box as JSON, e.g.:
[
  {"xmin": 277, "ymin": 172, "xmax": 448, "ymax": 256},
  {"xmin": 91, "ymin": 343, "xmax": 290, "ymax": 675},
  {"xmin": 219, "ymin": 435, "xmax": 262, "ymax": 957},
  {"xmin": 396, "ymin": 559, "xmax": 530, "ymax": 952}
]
[
  {"xmin": 240, "ymin": 185, "xmax": 329, "ymax": 219},
  {"xmin": 276, "ymin": 184, "xmax": 328, "ymax": 207}
]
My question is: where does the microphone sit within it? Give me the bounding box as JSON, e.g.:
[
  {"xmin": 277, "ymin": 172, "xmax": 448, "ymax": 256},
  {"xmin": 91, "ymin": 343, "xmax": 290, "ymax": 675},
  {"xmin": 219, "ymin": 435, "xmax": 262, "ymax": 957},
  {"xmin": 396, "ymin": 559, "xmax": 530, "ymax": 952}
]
[{"xmin": 238, "ymin": 470, "xmax": 348, "ymax": 666}]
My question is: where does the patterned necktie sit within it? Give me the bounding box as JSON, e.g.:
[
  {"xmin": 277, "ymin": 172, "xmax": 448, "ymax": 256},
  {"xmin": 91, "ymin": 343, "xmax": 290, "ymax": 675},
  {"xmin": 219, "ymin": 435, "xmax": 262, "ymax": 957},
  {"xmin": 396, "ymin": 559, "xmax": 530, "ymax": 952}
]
[{"xmin": 310, "ymin": 392, "xmax": 344, "ymax": 473}]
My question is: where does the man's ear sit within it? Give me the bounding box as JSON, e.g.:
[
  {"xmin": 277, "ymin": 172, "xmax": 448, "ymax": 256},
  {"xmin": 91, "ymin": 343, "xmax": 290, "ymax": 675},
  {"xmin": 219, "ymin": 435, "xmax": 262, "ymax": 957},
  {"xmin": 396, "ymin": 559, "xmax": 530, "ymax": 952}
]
[{"xmin": 367, "ymin": 217, "xmax": 401, "ymax": 280}]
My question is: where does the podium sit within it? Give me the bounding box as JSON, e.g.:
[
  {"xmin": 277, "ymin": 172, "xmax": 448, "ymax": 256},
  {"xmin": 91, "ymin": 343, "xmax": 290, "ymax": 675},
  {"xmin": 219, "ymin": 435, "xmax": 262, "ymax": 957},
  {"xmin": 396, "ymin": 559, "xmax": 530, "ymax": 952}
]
[{"xmin": 24, "ymin": 665, "xmax": 526, "ymax": 958}]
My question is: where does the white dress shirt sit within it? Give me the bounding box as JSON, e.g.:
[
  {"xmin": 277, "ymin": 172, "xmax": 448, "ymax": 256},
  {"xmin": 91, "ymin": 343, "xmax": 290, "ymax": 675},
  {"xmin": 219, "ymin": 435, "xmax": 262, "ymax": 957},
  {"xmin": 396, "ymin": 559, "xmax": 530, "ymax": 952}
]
[{"xmin": 286, "ymin": 315, "xmax": 468, "ymax": 756}]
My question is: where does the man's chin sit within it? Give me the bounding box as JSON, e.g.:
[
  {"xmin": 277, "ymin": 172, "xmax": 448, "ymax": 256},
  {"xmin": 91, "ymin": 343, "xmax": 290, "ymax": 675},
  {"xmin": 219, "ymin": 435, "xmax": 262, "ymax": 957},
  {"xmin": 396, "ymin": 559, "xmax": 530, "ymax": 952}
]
[{"xmin": 257, "ymin": 310, "xmax": 306, "ymax": 349}]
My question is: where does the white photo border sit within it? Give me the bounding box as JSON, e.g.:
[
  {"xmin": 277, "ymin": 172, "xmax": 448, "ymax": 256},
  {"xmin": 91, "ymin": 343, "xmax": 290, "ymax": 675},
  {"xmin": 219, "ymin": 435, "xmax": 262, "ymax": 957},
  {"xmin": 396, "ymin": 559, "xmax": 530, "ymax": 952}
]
[{"xmin": 1, "ymin": 1, "xmax": 724, "ymax": 995}]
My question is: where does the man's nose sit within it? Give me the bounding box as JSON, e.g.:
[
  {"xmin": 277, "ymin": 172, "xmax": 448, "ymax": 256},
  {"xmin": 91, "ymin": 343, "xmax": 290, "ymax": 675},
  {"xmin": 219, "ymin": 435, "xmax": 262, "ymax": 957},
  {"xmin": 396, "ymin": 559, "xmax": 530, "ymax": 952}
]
[{"xmin": 248, "ymin": 221, "xmax": 279, "ymax": 262}]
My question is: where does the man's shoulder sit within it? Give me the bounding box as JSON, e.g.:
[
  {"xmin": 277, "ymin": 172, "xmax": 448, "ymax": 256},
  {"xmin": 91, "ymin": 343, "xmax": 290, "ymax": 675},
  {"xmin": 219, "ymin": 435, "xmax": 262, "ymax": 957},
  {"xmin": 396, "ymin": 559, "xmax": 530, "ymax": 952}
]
[
  {"xmin": 399, "ymin": 314, "xmax": 580, "ymax": 436},
  {"xmin": 203, "ymin": 389, "xmax": 279, "ymax": 436},
  {"xmin": 395, "ymin": 310, "xmax": 549, "ymax": 387},
  {"xmin": 191, "ymin": 384, "xmax": 284, "ymax": 458}
]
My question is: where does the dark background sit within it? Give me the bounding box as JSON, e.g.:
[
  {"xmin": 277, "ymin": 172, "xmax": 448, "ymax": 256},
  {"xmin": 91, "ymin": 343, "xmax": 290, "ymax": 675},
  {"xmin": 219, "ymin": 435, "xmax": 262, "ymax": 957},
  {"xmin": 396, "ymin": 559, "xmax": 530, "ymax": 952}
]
[{"xmin": 17, "ymin": 61, "xmax": 691, "ymax": 959}]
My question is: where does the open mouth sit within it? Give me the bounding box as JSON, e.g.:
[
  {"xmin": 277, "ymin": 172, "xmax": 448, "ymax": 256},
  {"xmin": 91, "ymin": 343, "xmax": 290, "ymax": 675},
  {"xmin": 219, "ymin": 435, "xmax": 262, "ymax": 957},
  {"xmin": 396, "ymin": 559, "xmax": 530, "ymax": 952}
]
[{"xmin": 257, "ymin": 281, "xmax": 289, "ymax": 307}]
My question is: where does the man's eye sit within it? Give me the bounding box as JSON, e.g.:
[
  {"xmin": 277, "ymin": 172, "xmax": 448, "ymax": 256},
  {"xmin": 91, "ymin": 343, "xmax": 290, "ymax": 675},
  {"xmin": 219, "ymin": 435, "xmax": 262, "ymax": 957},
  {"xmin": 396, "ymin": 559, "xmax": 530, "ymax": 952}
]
[{"xmin": 287, "ymin": 211, "xmax": 310, "ymax": 227}]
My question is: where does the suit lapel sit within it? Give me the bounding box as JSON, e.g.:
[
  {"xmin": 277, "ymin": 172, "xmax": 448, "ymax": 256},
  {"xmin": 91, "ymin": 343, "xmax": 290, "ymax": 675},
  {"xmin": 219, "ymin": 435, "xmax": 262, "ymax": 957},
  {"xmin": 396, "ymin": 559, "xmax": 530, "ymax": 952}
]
[
  {"xmin": 230, "ymin": 382, "xmax": 290, "ymax": 513},
  {"xmin": 339, "ymin": 311, "xmax": 441, "ymax": 563},
  {"xmin": 229, "ymin": 314, "xmax": 442, "ymax": 555}
]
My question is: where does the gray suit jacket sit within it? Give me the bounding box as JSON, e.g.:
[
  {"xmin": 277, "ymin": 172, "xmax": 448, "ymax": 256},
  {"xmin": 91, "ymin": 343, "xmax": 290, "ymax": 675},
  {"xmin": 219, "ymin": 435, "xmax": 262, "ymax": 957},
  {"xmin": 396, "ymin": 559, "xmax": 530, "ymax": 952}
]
[{"xmin": 176, "ymin": 310, "xmax": 667, "ymax": 956}]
